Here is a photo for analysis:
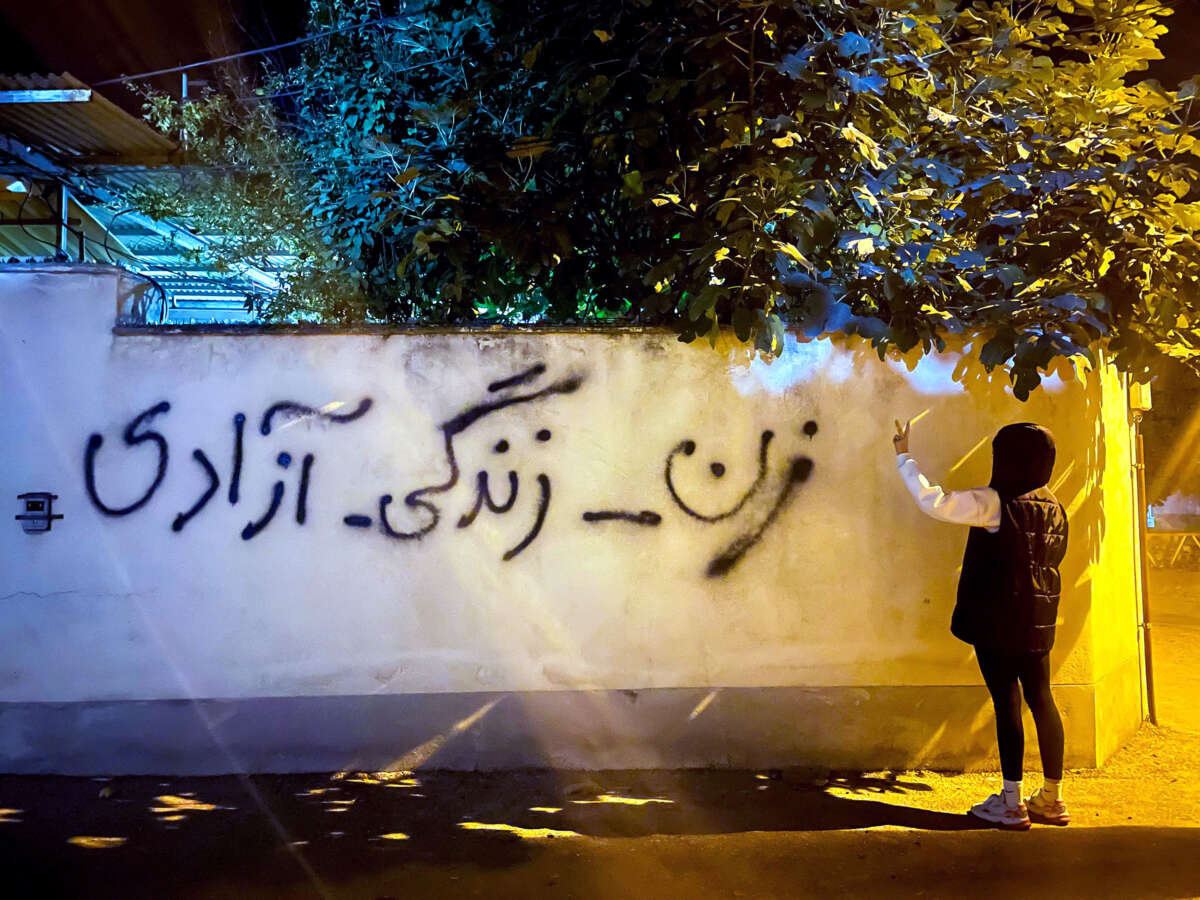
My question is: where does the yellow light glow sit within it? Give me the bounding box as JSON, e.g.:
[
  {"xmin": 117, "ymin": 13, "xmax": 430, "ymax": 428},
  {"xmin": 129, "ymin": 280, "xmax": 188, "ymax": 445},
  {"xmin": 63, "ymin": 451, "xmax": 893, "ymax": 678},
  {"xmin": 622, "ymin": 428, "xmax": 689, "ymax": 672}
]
[
  {"xmin": 1051, "ymin": 459, "xmax": 1077, "ymax": 493},
  {"xmin": 378, "ymin": 832, "xmax": 410, "ymax": 841},
  {"xmin": 949, "ymin": 433, "xmax": 992, "ymax": 474},
  {"xmin": 688, "ymin": 689, "xmax": 719, "ymax": 721},
  {"xmin": 67, "ymin": 836, "xmax": 127, "ymax": 849},
  {"xmin": 571, "ymin": 794, "xmax": 673, "ymax": 806},
  {"xmin": 458, "ymin": 822, "xmax": 581, "ymax": 839},
  {"xmin": 383, "ymin": 697, "xmax": 504, "ymax": 772},
  {"xmin": 1149, "ymin": 396, "xmax": 1200, "ymax": 505},
  {"xmin": 150, "ymin": 795, "xmax": 217, "ymax": 813},
  {"xmin": 1074, "ymin": 563, "xmax": 1096, "ymax": 589},
  {"xmin": 529, "ymin": 807, "xmax": 562, "ymax": 813},
  {"xmin": 343, "ymin": 774, "xmax": 420, "ymax": 787},
  {"xmin": 1065, "ymin": 486, "xmax": 1090, "ymax": 520}
]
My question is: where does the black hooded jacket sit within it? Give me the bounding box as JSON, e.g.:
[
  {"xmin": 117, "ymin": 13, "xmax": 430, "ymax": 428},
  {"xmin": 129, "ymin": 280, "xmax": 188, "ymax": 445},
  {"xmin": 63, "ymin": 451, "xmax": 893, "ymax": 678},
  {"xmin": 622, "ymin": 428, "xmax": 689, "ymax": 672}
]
[{"xmin": 951, "ymin": 424, "xmax": 1069, "ymax": 653}]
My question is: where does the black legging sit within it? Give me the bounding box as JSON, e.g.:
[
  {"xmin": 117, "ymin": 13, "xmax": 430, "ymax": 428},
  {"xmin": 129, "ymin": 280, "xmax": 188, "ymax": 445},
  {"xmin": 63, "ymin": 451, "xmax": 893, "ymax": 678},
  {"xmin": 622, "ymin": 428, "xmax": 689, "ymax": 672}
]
[{"xmin": 975, "ymin": 649, "xmax": 1065, "ymax": 782}]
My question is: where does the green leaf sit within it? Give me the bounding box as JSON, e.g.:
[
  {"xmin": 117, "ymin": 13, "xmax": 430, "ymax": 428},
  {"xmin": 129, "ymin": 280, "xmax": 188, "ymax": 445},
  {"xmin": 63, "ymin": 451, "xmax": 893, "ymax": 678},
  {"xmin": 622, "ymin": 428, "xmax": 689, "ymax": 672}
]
[
  {"xmin": 522, "ymin": 41, "xmax": 543, "ymax": 68},
  {"xmin": 117, "ymin": 0, "xmax": 1200, "ymax": 400},
  {"xmin": 980, "ymin": 332, "xmax": 1016, "ymax": 369},
  {"xmin": 688, "ymin": 285, "xmax": 725, "ymax": 321},
  {"xmin": 732, "ymin": 307, "xmax": 756, "ymax": 342}
]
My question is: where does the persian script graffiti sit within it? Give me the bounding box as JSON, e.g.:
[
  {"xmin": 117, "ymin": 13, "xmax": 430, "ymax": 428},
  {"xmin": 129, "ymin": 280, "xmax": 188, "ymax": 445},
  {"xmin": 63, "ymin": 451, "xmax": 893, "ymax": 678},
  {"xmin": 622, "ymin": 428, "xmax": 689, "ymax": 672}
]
[
  {"xmin": 662, "ymin": 427, "xmax": 817, "ymax": 577},
  {"xmin": 84, "ymin": 398, "xmax": 371, "ymax": 541},
  {"xmin": 81, "ymin": 364, "xmax": 819, "ymax": 577},
  {"xmin": 342, "ymin": 364, "xmax": 580, "ymax": 562}
]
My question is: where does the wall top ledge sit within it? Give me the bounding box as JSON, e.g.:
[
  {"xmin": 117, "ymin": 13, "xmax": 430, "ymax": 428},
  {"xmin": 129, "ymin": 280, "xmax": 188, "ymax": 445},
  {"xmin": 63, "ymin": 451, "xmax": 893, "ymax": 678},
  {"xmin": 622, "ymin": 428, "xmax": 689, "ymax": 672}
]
[
  {"xmin": 0, "ymin": 261, "xmax": 129, "ymax": 276},
  {"xmin": 113, "ymin": 322, "xmax": 671, "ymax": 337}
]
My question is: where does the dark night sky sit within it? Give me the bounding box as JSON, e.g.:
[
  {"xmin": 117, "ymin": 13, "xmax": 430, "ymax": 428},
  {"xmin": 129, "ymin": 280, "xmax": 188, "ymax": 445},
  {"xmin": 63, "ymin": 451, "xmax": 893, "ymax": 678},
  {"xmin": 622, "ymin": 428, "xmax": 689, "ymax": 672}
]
[
  {"xmin": 1146, "ymin": 0, "xmax": 1200, "ymax": 86},
  {"xmin": 0, "ymin": 0, "xmax": 307, "ymax": 109},
  {"xmin": 0, "ymin": 0, "xmax": 1196, "ymax": 109}
]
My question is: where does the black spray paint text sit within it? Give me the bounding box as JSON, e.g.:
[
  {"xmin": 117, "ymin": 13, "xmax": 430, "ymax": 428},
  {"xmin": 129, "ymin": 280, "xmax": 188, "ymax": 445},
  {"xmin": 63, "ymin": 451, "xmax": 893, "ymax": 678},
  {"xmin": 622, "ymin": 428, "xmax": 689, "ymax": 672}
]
[{"xmin": 81, "ymin": 365, "xmax": 819, "ymax": 577}]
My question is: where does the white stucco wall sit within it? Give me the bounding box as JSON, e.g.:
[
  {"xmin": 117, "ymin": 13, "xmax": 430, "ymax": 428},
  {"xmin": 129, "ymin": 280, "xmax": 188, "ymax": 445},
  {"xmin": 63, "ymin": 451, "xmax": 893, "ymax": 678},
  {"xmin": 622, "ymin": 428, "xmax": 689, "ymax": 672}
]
[{"xmin": 0, "ymin": 265, "xmax": 1144, "ymax": 773}]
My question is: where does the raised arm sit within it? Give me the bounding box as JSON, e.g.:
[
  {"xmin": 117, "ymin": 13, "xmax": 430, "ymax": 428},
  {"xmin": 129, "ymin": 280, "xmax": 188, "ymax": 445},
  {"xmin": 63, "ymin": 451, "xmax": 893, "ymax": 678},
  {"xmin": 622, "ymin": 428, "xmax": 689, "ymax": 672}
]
[{"xmin": 892, "ymin": 419, "xmax": 1000, "ymax": 532}]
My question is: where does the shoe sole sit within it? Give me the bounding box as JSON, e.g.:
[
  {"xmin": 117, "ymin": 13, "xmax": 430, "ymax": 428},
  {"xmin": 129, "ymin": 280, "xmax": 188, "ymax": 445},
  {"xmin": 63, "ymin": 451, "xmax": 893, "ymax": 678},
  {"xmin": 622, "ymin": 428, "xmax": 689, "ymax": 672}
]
[
  {"xmin": 1028, "ymin": 811, "xmax": 1070, "ymax": 827},
  {"xmin": 968, "ymin": 811, "xmax": 1032, "ymax": 831}
]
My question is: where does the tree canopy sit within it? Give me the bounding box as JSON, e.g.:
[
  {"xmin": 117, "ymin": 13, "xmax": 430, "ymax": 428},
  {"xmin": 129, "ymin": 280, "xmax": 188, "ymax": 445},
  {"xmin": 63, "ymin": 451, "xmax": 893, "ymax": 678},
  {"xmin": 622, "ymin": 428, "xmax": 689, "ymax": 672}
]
[{"xmin": 131, "ymin": 0, "xmax": 1200, "ymax": 398}]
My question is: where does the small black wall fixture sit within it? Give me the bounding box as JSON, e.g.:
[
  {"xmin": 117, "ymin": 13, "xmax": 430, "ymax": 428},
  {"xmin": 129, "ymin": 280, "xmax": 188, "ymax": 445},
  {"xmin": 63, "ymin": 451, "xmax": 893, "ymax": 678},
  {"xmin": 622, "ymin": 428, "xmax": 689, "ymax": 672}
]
[{"xmin": 16, "ymin": 492, "xmax": 63, "ymax": 534}]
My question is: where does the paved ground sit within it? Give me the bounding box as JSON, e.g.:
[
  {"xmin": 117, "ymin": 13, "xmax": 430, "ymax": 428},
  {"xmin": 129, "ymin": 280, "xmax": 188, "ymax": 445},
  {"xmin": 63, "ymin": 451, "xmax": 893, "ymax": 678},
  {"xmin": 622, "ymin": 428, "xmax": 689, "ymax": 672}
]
[
  {"xmin": 1149, "ymin": 568, "xmax": 1200, "ymax": 734},
  {"xmin": 1, "ymin": 721, "xmax": 1198, "ymax": 899},
  {"xmin": 1, "ymin": 575, "xmax": 1196, "ymax": 899}
]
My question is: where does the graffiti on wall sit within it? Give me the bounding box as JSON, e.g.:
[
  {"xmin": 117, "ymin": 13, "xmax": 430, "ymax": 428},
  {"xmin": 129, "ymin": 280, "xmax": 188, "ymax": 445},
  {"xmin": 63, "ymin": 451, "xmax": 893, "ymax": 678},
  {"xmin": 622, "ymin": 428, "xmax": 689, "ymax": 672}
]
[{"xmin": 81, "ymin": 364, "xmax": 818, "ymax": 577}]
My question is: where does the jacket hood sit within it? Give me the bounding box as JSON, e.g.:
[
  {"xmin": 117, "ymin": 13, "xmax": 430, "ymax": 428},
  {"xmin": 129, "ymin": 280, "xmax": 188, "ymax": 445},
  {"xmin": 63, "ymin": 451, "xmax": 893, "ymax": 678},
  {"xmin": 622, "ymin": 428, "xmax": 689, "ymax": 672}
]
[{"xmin": 989, "ymin": 423, "xmax": 1056, "ymax": 500}]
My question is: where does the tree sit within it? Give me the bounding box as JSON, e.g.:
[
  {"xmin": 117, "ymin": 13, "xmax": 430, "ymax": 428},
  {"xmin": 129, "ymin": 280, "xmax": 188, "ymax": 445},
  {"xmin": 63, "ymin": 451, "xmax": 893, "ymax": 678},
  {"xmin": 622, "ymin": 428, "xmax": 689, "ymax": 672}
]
[{"xmin": 128, "ymin": 0, "xmax": 1200, "ymax": 397}]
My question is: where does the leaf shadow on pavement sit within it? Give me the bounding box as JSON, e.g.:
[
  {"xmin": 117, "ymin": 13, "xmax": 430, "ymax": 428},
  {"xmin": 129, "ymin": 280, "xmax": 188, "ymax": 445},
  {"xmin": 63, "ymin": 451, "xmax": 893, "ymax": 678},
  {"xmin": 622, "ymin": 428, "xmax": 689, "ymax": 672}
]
[
  {"xmin": 2, "ymin": 765, "xmax": 1199, "ymax": 899},
  {"xmin": 0, "ymin": 766, "xmax": 999, "ymax": 898}
]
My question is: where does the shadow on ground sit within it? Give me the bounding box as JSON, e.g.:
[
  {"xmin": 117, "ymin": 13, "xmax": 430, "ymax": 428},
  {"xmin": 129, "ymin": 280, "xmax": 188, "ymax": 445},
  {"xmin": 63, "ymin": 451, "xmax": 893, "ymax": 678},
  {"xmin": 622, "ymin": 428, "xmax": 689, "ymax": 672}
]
[{"xmin": 1, "ymin": 766, "xmax": 1198, "ymax": 898}]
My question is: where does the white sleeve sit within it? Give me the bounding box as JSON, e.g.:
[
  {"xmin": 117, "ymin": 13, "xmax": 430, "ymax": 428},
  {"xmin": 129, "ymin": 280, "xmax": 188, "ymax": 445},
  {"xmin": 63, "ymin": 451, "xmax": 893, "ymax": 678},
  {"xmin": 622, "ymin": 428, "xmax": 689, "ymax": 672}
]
[{"xmin": 895, "ymin": 453, "xmax": 1001, "ymax": 532}]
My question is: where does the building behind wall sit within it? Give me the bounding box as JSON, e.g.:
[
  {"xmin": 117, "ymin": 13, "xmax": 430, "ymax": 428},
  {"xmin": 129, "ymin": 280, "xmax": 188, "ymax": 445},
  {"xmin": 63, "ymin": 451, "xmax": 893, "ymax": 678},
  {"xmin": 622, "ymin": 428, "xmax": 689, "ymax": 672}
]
[
  {"xmin": 0, "ymin": 264, "xmax": 1148, "ymax": 775},
  {"xmin": 0, "ymin": 73, "xmax": 280, "ymax": 324}
]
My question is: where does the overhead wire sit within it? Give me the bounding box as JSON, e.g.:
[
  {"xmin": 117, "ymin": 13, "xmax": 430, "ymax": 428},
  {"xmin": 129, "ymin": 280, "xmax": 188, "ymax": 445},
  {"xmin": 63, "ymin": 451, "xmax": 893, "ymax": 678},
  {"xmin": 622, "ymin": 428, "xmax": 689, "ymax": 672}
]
[
  {"xmin": 70, "ymin": 0, "xmax": 1187, "ymax": 193},
  {"xmin": 89, "ymin": 0, "xmax": 1186, "ymax": 94},
  {"xmin": 93, "ymin": 10, "xmax": 427, "ymax": 86},
  {"xmin": 99, "ymin": 0, "xmax": 1190, "ymax": 174},
  {"xmin": 6, "ymin": 0, "xmax": 1186, "ymax": 315}
]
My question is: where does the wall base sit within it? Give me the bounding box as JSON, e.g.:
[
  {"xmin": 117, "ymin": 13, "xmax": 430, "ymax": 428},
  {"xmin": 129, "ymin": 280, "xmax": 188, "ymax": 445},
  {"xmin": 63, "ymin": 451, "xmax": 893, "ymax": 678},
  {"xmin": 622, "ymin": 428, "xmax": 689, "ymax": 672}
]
[
  {"xmin": 1094, "ymin": 654, "xmax": 1144, "ymax": 766},
  {"xmin": 0, "ymin": 683, "xmax": 1102, "ymax": 775}
]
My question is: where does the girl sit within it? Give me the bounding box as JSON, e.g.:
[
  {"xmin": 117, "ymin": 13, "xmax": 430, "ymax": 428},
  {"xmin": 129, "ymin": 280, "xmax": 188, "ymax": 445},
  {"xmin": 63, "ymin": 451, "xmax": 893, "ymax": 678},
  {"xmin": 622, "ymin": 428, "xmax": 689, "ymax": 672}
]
[{"xmin": 893, "ymin": 419, "xmax": 1070, "ymax": 830}]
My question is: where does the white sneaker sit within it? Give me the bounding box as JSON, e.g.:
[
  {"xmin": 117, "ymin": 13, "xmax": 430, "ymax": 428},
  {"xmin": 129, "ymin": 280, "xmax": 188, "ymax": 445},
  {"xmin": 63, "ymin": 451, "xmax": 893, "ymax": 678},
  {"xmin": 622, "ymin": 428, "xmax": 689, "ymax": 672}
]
[
  {"xmin": 969, "ymin": 793, "xmax": 1031, "ymax": 830},
  {"xmin": 1025, "ymin": 792, "xmax": 1070, "ymax": 826}
]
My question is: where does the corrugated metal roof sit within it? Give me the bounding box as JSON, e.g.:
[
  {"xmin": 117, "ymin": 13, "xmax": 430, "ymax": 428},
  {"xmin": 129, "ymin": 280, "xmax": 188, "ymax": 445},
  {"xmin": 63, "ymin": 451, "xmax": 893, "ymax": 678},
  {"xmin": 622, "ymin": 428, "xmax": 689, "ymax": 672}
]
[
  {"xmin": 0, "ymin": 73, "xmax": 177, "ymax": 165},
  {"xmin": 0, "ymin": 75, "xmax": 281, "ymax": 322}
]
